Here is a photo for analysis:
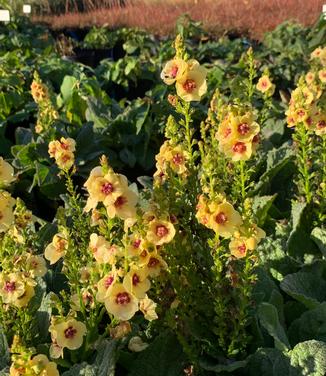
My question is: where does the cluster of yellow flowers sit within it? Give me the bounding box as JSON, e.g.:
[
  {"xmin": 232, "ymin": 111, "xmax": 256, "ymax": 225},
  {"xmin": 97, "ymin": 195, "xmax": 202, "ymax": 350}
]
[
  {"xmin": 161, "ymin": 58, "xmax": 207, "ymax": 102},
  {"xmin": 83, "ymin": 160, "xmax": 175, "ymax": 321},
  {"xmin": 30, "ymin": 73, "xmax": 59, "ymax": 134},
  {"xmin": 0, "ymin": 251, "xmax": 47, "ymax": 309},
  {"xmin": 0, "ymin": 157, "xmax": 15, "ymax": 232},
  {"xmin": 153, "ymin": 140, "xmax": 189, "ymax": 183},
  {"xmin": 196, "ymin": 193, "xmax": 265, "ymax": 259},
  {"xmin": 10, "ymin": 353, "xmax": 59, "ymax": 376},
  {"xmin": 48, "ymin": 137, "xmax": 76, "ymax": 170},
  {"xmin": 216, "ymin": 108, "xmax": 260, "ymax": 161},
  {"xmin": 286, "ymin": 46, "xmax": 325, "ymax": 135}
]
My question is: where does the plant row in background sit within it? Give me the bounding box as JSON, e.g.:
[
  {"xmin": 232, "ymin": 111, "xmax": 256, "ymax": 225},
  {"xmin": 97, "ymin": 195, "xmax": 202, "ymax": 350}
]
[{"xmin": 0, "ymin": 14, "xmax": 325, "ymax": 376}]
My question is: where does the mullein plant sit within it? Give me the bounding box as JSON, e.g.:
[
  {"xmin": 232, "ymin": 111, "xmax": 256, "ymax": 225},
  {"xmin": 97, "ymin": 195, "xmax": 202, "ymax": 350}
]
[
  {"xmin": 31, "ymin": 72, "xmax": 59, "ymax": 135},
  {"xmin": 286, "ymin": 46, "xmax": 326, "ymax": 225},
  {"xmin": 43, "ymin": 137, "xmax": 176, "ymax": 364},
  {"xmin": 156, "ymin": 39, "xmax": 267, "ymax": 364}
]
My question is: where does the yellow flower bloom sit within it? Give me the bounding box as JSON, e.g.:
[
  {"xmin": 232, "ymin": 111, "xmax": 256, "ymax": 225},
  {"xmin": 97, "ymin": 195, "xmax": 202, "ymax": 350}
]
[
  {"xmin": 51, "ymin": 318, "xmax": 87, "ymax": 350},
  {"xmin": 232, "ymin": 114, "xmax": 260, "ymax": 143},
  {"xmin": 165, "ymin": 145, "xmax": 189, "ymax": 175},
  {"xmin": 30, "ymin": 354, "xmax": 59, "ymax": 376},
  {"xmin": 123, "ymin": 267, "xmax": 151, "ymax": 299},
  {"xmin": 311, "ymin": 47, "xmax": 323, "ymax": 60},
  {"xmin": 48, "ymin": 138, "xmax": 76, "ymax": 171},
  {"xmin": 176, "ymin": 61, "xmax": 207, "ymax": 102},
  {"xmin": 89, "ymin": 233, "xmax": 117, "ymax": 264},
  {"xmin": 84, "ymin": 167, "xmax": 127, "ymax": 212},
  {"xmin": 222, "ymin": 140, "xmax": 253, "ymax": 161},
  {"xmin": 105, "ymin": 188, "xmax": 138, "ymax": 220},
  {"xmin": 44, "ymin": 233, "xmax": 68, "ymax": 264},
  {"xmin": 195, "ymin": 194, "xmax": 211, "ymax": 227},
  {"xmin": 105, "ymin": 283, "xmax": 138, "ymax": 321},
  {"xmin": 13, "ymin": 282, "xmax": 35, "ymax": 308},
  {"xmin": 146, "ymin": 219, "xmax": 176, "ymax": 245},
  {"xmin": 139, "ymin": 296, "xmax": 158, "ymax": 321},
  {"xmin": 96, "ymin": 272, "xmax": 117, "ymax": 302},
  {"xmin": 256, "ymin": 75, "xmax": 275, "ymax": 95},
  {"xmin": 109, "ymin": 321, "xmax": 131, "ymax": 339},
  {"xmin": 318, "ymin": 69, "xmax": 326, "ymax": 83},
  {"xmin": 161, "ymin": 58, "xmax": 188, "ymax": 85},
  {"xmin": 0, "ymin": 273, "xmax": 25, "ymax": 304},
  {"xmin": 31, "ymin": 80, "xmax": 48, "ymax": 103},
  {"xmin": 0, "ymin": 191, "xmax": 15, "ymax": 232},
  {"xmin": 316, "ymin": 117, "xmax": 326, "ymax": 136},
  {"xmin": 305, "ymin": 71, "xmax": 315, "ymax": 85},
  {"xmin": 26, "ymin": 255, "xmax": 47, "ymax": 277},
  {"xmin": 229, "ymin": 237, "xmax": 248, "ymax": 258},
  {"xmin": 209, "ymin": 201, "xmax": 242, "ymax": 238},
  {"xmin": 0, "ymin": 158, "xmax": 15, "ymax": 187},
  {"xmin": 144, "ymin": 253, "xmax": 168, "ymax": 277}
]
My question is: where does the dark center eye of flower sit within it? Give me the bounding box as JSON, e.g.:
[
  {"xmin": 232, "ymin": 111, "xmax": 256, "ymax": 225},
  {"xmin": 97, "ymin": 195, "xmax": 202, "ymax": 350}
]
[
  {"xmin": 156, "ymin": 225, "xmax": 169, "ymax": 237},
  {"xmin": 215, "ymin": 212, "xmax": 227, "ymax": 224},
  {"xmin": 237, "ymin": 123, "xmax": 250, "ymax": 135},
  {"xmin": 114, "ymin": 196, "xmax": 127, "ymax": 208},
  {"xmin": 64, "ymin": 326, "xmax": 77, "ymax": 339},
  {"xmin": 237, "ymin": 244, "xmax": 246, "ymax": 254},
  {"xmin": 148, "ymin": 257, "xmax": 160, "ymax": 267},
  {"xmin": 105, "ymin": 276, "xmax": 114, "ymax": 288},
  {"xmin": 171, "ymin": 65, "xmax": 179, "ymax": 78},
  {"xmin": 116, "ymin": 292, "xmax": 130, "ymax": 305},
  {"xmin": 172, "ymin": 153, "xmax": 184, "ymax": 165},
  {"xmin": 4, "ymin": 281, "xmax": 16, "ymax": 292},
  {"xmin": 132, "ymin": 273, "xmax": 140, "ymax": 286},
  {"xmin": 101, "ymin": 182, "xmax": 114, "ymax": 195},
  {"xmin": 183, "ymin": 79, "xmax": 196, "ymax": 93},
  {"xmin": 232, "ymin": 142, "xmax": 247, "ymax": 153}
]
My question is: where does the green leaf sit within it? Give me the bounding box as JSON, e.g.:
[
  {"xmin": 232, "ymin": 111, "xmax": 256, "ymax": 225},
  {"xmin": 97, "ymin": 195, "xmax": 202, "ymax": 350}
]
[
  {"xmin": 252, "ymin": 195, "xmax": 276, "ymax": 226},
  {"xmin": 95, "ymin": 339, "xmax": 118, "ymax": 376},
  {"xmin": 258, "ymin": 302, "xmax": 290, "ymax": 351},
  {"xmin": 245, "ymin": 348, "xmax": 288, "ymax": 376},
  {"xmin": 127, "ymin": 332, "xmax": 186, "ymax": 376},
  {"xmin": 288, "ymin": 302, "xmax": 326, "ymax": 346},
  {"xmin": 280, "ymin": 271, "xmax": 326, "ymax": 309},
  {"xmin": 311, "ymin": 227, "xmax": 326, "ymax": 257},
  {"xmin": 60, "ymin": 75, "xmax": 78, "ymax": 102},
  {"xmin": 199, "ymin": 359, "xmax": 247, "ymax": 373},
  {"xmin": 34, "ymin": 293, "xmax": 53, "ymax": 344},
  {"xmin": 0, "ymin": 327, "xmax": 9, "ymax": 370},
  {"xmin": 62, "ymin": 363, "xmax": 96, "ymax": 376},
  {"xmin": 289, "ymin": 340, "xmax": 326, "ymax": 376}
]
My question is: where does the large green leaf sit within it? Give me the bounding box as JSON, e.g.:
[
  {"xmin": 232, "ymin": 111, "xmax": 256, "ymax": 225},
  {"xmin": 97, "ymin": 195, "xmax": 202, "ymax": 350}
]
[
  {"xmin": 258, "ymin": 303, "xmax": 290, "ymax": 351},
  {"xmin": 127, "ymin": 332, "xmax": 186, "ymax": 376},
  {"xmin": 0, "ymin": 328, "xmax": 9, "ymax": 370},
  {"xmin": 288, "ymin": 303, "xmax": 326, "ymax": 346},
  {"xmin": 311, "ymin": 227, "xmax": 326, "ymax": 257},
  {"xmin": 289, "ymin": 340, "xmax": 326, "ymax": 376},
  {"xmin": 280, "ymin": 270, "xmax": 326, "ymax": 309}
]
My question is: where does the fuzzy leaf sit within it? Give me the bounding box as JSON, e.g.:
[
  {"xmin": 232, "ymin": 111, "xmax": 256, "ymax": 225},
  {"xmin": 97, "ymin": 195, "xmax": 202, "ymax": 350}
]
[
  {"xmin": 258, "ymin": 302, "xmax": 290, "ymax": 351},
  {"xmin": 311, "ymin": 227, "xmax": 326, "ymax": 257},
  {"xmin": 0, "ymin": 328, "xmax": 9, "ymax": 370}
]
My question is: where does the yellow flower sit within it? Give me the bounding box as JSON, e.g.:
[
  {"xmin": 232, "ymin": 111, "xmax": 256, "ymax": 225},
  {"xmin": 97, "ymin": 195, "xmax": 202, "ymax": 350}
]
[
  {"xmin": 0, "ymin": 191, "xmax": 15, "ymax": 232},
  {"xmin": 256, "ymin": 75, "xmax": 275, "ymax": 95},
  {"xmin": 96, "ymin": 272, "xmax": 117, "ymax": 302},
  {"xmin": 305, "ymin": 71, "xmax": 315, "ymax": 85},
  {"xmin": 123, "ymin": 267, "xmax": 151, "ymax": 299},
  {"xmin": 235, "ymin": 223, "xmax": 266, "ymax": 250},
  {"xmin": 26, "ymin": 255, "xmax": 47, "ymax": 277},
  {"xmin": 51, "ymin": 318, "xmax": 87, "ymax": 350},
  {"xmin": 105, "ymin": 283, "xmax": 138, "ymax": 321},
  {"xmin": 316, "ymin": 117, "xmax": 326, "ymax": 136},
  {"xmin": 318, "ymin": 69, "xmax": 326, "ymax": 83},
  {"xmin": 144, "ymin": 253, "xmax": 168, "ymax": 277},
  {"xmin": 105, "ymin": 188, "xmax": 138, "ymax": 220},
  {"xmin": 31, "ymin": 80, "xmax": 48, "ymax": 103},
  {"xmin": 311, "ymin": 47, "xmax": 323, "ymax": 60},
  {"xmin": 232, "ymin": 114, "xmax": 260, "ymax": 142},
  {"xmin": 44, "ymin": 233, "xmax": 68, "ymax": 264},
  {"xmin": 48, "ymin": 138, "xmax": 76, "ymax": 170},
  {"xmin": 229, "ymin": 237, "xmax": 248, "ymax": 258},
  {"xmin": 89, "ymin": 233, "xmax": 117, "ymax": 264},
  {"xmin": 176, "ymin": 61, "xmax": 207, "ymax": 102},
  {"xmin": 161, "ymin": 58, "xmax": 188, "ymax": 85},
  {"xmin": 30, "ymin": 354, "xmax": 59, "ymax": 376},
  {"xmin": 222, "ymin": 140, "xmax": 253, "ymax": 161},
  {"xmin": 209, "ymin": 202, "xmax": 242, "ymax": 238},
  {"xmin": 146, "ymin": 219, "xmax": 176, "ymax": 245},
  {"xmin": 13, "ymin": 281, "xmax": 35, "ymax": 308},
  {"xmin": 84, "ymin": 167, "xmax": 127, "ymax": 212},
  {"xmin": 0, "ymin": 158, "xmax": 15, "ymax": 187},
  {"xmin": 0, "ymin": 273, "xmax": 25, "ymax": 304},
  {"xmin": 166, "ymin": 145, "xmax": 189, "ymax": 175},
  {"xmin": 139, "ymin": 296, "xmax": 158, "ymax": 321}
]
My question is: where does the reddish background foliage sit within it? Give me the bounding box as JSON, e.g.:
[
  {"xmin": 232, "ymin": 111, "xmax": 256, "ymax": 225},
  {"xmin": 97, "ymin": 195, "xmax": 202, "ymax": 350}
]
[{"xmin": 34, "ymin": 0, "xmax": 325, "ymax": 39}]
